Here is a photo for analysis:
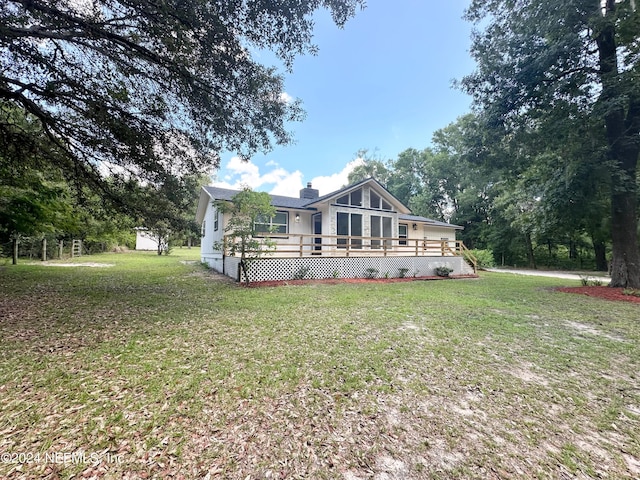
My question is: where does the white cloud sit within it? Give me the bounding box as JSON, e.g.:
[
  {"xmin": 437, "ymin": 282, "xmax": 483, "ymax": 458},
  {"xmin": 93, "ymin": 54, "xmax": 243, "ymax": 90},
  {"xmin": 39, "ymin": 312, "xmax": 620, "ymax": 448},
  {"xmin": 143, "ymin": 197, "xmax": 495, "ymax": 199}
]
[
  {"xmin": 269, "ymin": 171, "xmax": 304, "ymax": 196},
  {"xmin": 279, "ymin": 92, "xmax": 294, "ymax": 104},
  {"xmin": 308, "ymin": 158, "xmax": 365, "ymax": 195},
  {"xmin": 212, "ymin": 157, "xmax": 303, "ymax": 195},
  {"xmin": 212, "ymin": 156, "xmax": 365, "ymax": 198}
]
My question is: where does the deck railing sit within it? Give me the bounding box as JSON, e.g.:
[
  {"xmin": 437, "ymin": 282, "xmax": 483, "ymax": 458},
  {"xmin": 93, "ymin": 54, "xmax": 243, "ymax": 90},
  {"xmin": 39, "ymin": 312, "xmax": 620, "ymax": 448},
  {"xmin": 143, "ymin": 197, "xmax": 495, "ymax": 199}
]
[{"xmin": 223, "ymin": 233, "xmax": 477, "ymax": 272}]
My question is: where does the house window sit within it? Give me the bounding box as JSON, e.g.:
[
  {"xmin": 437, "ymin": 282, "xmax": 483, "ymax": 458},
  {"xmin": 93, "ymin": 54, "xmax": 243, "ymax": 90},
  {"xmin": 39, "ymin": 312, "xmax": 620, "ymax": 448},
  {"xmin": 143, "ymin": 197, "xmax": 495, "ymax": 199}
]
[
  {"xmin": 336, "ymin": 188, "xmax": 363, "ymax": 206},
  {"xmin": 371, "ymin": 215, "xmax": 393, "ymax": 248},
  {"xmin": 399, "ymin": 224, "xmax": 408, "ymax": 245},
  {"xmin": 337, "ymin": 212, "xmax": 362, "ymax": 248},
  {"xmin": 255, "ymin": 211, "xmax": 288, "ymax": 235},
  {"xmin": 201, "ymin": 221, "xmax": 206, "ymax": 238},
  {"xmin": 370, "ymin": 191, "xmax": 392, "ymax": 210},
  {"xmin": 213, "ymin": 210, "xmax": 219, "ymax": 232}
]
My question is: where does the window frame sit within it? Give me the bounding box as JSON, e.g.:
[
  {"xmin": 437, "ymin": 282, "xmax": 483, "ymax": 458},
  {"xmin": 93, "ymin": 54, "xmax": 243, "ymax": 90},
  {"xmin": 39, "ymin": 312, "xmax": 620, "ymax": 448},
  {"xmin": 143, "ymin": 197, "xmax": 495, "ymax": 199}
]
[
  {"xmin": 370, "ymin": 190, "xmax": 393, "ymax": 211},
  {"xmin": 370, "ymin": 215, "xmax": 393, "ymax": 248},
  {"xmin": 336, "ymin": 188, "xmax": 363, "ymax": 207},
  {"xmin": 254, "ymin": 210, "xmax": 289, "ymax": 236},
  {"xmin": 336, "ymin": 212, "xmax": 363, "ymax": 248},
  {"xmin": 398, "ymin": 223, "xmax": 408, "ymax": 245}
]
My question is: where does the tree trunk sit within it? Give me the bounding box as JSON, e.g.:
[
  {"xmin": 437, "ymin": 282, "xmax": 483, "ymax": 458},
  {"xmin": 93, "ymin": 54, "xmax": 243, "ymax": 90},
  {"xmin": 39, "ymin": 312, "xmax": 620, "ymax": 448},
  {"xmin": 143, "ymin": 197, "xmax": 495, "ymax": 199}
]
[
  {"xmin": 240, "ymin": 259, "xmax": 250, "ymax": 285},
  {"xmin": 569, "ymin": 240, "xmax": 578, "ymax": 260},
  {"xmin": 12, "ymin": 237, "xmax": 18, "ymax": 265},
  {"xmin": 596, "ymin": 9, "xmax": 640, "ymax": 288},
  {"xmin": 609, "ymin": 188, "xmax": 640, "ymax": 287},
  {"xmin": 592, "ymin": 239, "xmax": 608, "ymax": 272},
  {"xmin": 525, "ymin": 232, "xmax": 536, "ymax": 269}
]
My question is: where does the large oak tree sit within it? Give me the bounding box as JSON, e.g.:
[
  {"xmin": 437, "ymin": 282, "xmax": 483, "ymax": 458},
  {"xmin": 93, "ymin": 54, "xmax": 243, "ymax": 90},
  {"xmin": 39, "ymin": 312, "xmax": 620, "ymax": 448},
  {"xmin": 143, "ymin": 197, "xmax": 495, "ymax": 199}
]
[
  {"xmin": 1, "ymin": 0, "xmax": 363, "ymax": 201},
  {"xmin": 462, "ymin": 0, "xmax": 640, "ymax": 287}
]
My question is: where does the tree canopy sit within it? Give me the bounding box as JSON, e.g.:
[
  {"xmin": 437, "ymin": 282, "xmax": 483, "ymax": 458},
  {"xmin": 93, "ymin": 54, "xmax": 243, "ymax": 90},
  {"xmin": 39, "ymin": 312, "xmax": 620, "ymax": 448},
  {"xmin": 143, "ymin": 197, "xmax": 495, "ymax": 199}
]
[
  {"xmin": 1, "ymin": 0, "xmax": 364, "ymax": 201},
  {"xmin": 461, "ymin": 0, "xmax": 640, "ymax": 287}
]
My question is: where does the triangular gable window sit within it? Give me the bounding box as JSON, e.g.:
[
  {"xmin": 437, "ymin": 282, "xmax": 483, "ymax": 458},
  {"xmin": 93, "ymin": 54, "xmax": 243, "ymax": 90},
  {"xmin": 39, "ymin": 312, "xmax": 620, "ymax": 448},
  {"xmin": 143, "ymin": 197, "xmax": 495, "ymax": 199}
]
[
  {"xmin": 370, "ymin": 190, "xmax": 392, "ymax": 211},
  {"xmin": 336, "ymin": 188, "xmax": 362, "ymax": 206}
]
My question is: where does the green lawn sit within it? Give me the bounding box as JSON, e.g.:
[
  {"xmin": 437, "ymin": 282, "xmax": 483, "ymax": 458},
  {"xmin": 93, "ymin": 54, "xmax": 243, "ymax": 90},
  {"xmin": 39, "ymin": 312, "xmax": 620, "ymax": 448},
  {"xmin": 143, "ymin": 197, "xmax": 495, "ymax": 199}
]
[{"xmin": 1, "ymin": 250, "xmax": 639, "ymax": 479}]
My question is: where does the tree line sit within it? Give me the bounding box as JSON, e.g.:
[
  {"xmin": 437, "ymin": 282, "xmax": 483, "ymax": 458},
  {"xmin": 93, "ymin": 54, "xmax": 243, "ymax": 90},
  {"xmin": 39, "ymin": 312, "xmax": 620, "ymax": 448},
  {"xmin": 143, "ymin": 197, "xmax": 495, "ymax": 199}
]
[
  {"xmin": 351, "ymin": 0, "xmax": 639, "ymax": 287},
  {"xmin": 349, "ymin": 111, "xmax": 611, "ymax": 272}
]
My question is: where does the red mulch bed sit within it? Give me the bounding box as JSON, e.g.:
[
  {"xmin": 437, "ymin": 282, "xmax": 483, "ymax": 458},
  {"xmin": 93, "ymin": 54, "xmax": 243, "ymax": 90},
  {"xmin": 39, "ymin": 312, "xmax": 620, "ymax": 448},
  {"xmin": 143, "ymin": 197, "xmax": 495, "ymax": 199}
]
[
  {"xmin": 557, "ymin": 286, "xmax": 640, "ymax": 304},
  {"xmin": 244, "ymin": 274, "xmax": 478, "ymax": 288}
]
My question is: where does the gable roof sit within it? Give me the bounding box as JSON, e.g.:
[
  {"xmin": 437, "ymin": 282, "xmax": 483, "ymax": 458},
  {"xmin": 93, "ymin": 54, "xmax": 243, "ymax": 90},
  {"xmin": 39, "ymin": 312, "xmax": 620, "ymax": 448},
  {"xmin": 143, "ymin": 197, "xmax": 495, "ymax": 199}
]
[
  {"xmin": 196, "ymin": 178, "xmax": 462, "ymax": 229},
  {"xmin": 302, "ymin": 177, "xmax": 410, "ymax": 214},
  {"xmin": 203, "ymin": 186, "xmax": 311, "ymax": 209}
]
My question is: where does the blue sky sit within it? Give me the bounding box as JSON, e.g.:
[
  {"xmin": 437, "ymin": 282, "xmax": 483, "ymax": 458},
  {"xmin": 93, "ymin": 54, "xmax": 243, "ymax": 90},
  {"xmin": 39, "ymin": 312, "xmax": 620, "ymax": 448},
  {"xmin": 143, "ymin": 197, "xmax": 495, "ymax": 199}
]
[{"xmin": 213, "ymin": 0, "xmax": 476, "ymax": 197}]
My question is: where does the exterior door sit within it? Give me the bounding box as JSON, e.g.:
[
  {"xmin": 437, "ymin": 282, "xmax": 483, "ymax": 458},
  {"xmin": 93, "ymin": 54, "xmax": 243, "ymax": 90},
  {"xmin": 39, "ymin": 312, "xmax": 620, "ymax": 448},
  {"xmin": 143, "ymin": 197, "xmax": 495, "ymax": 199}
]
[{"xmin": 313, "ymin": 213, "xmax": 322, "ymax": 251}]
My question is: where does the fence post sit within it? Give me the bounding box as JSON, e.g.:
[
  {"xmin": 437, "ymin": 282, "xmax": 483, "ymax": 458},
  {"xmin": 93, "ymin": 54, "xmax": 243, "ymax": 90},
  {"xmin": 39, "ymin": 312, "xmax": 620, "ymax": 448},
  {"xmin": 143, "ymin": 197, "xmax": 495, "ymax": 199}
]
[
  {"xmin": 41, "ymin": 238, "xmax": 47, "ymax": 261},
  {"xmin": 12, "ymin": 237, "xmax": 18, "ymax": 265},
  {"xmin": 58, "ymin": 240, "xmax": 64, "ymax": 259}
]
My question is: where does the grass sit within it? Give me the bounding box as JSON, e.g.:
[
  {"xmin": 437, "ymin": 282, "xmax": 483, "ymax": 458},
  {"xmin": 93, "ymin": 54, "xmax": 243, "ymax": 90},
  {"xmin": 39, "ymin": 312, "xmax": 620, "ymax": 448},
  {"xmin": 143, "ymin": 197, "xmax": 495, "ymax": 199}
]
[{"xmin": 1, "ymin": 249, "xmax": 639, "ymax": 479}]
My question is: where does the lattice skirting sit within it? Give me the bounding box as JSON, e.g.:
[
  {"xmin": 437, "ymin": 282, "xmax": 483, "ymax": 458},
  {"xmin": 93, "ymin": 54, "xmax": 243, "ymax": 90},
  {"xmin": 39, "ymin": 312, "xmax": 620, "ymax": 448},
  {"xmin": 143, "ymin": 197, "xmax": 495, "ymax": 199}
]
[{"xmin": 220, "ymin": 256, "xmax": 474, "ymax": 282}]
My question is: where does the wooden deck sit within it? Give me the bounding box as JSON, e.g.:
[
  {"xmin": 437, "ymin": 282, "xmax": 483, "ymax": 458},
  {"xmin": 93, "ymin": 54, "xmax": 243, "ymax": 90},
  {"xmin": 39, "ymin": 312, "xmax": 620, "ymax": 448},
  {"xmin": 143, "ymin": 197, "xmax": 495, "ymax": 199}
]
[{"xmin": 223, "ymin": 234, "xmax": 477, "ymax": 272}]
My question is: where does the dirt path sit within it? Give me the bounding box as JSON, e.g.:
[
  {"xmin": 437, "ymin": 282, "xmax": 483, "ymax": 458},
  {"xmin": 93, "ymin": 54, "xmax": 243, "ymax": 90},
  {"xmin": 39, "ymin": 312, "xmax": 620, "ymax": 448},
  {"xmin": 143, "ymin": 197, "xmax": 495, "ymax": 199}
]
[
  {"xmin": 485, "ymin": 268, "xmax": 611, "ymax": 283},
  {"xmin": 26, "ymin": 262, "xmax": 115, "ymax": 268}
]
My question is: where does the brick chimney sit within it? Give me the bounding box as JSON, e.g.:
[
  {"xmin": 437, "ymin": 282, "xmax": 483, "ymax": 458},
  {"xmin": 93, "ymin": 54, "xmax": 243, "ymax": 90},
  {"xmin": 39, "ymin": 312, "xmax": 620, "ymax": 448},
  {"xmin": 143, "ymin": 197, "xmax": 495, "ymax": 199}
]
[{"xmin": 299, "ymin": 182, "xmax": 319, "ymax": 199}]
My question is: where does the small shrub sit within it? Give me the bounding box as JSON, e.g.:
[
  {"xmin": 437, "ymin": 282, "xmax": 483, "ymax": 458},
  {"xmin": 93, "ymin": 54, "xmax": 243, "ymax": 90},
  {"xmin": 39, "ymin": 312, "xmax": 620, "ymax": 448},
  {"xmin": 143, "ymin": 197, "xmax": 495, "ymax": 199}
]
[
  {"xmin": 435, "ymin": 266, "xmax": 453, "ymax": 277},
  {"xmin": 332, "ymin": 269, "xmax": 340, "ymax": 278},
  {"xmin": 398, "ymin": 267, "xmax": 409, "ymax": 278},
  {"xmin": 466, "ymin": 249, "xmax": 495, "ymax": 269},
  {"xmin": 292, "ymin": 266, "xmax": 311, "ymax": 280},
  {"xmin": 364, "ymin": 267, "xmax": 379, "ymax": 279},
  {"xmin": 383, "ymin": 271, "xmax": 390, "ymax": 279},
  {"xmin": 580, "ymin": 275, "xmax": 605, "ymax": 287},
  {"xmin": 623, "ymin": 288, "xmax": 640, "ymax": 297}
]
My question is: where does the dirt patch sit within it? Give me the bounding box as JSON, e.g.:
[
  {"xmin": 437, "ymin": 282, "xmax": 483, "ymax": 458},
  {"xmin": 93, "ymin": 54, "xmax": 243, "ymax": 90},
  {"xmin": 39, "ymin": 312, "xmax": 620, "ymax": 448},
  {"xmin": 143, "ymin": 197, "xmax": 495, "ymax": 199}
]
[
  {"xmin": 29, "ymin": 262, "xmax": 115, "ymax": 268},
  {"xmin": 557, "ymin": 286, "xmax": 640, "ymax": 304},
  {"xmin": 510, "ymin": 363, "xmax": 550, "ymax": 386},
  {"xmin": 245, "ymin": 275, "xmax": 478, "ymax": 288},
  {"xmin": 565, "ymin": 320, "xmax": 628, "ymax": 342}
]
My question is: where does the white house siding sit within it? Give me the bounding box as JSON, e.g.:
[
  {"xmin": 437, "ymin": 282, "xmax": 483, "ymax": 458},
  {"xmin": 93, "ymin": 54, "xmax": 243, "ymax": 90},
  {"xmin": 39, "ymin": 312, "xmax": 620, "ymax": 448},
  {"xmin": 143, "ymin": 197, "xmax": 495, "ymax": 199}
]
[
  {"xmin": 404, "ymin": 225, "xmax": 457, "ymax": 243},
  {"xmin": 422, "ymin": 226, "xmax": 458, "ymax": 251},
  {"xmin": 422, "ymin": 226, "xmax": 456, "ymax": 241},
  {"xmin": 200, "ymin": 202, "xmax": 225, "ymax": 269}
]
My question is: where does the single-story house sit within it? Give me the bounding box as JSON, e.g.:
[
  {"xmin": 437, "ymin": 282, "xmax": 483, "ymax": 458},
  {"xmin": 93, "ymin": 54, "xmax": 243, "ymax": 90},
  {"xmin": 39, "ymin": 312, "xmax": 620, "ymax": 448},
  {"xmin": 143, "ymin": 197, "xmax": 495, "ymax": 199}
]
[{"xmin": 196, "ymin": 177, "xmax": 476, "ymax": 282}]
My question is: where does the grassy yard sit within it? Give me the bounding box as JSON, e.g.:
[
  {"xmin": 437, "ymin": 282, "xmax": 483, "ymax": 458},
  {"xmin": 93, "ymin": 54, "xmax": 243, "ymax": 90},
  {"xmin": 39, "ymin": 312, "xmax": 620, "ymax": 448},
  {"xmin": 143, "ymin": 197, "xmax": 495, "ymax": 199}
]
[{"xmin": 0, "ymin": 250, "xmax": 639, "ymax": 479}]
